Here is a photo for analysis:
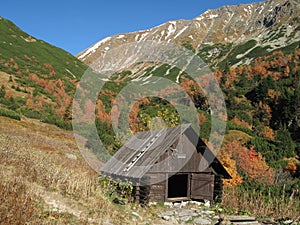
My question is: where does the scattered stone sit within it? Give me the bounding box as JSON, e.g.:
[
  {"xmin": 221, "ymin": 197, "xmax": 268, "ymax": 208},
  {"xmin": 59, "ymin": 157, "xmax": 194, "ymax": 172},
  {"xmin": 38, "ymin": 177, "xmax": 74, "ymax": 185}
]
[
  {"xmin": 283, "ymin": 220, "xmax": 293, "ymax": 224},
  {"xmin": 178, "ymin": 209, "xmax": 194, "ymax": 217},
  {"xmin": 162, "ymin": 215, "xmax": 171, "ymax": 221},
  {"xmin": 160, "ymin": 210, "xmax": 175, "ymax": 217},
  {"xmin": 173, "ymin": 202, "xmax": 182, "ymax": 207},
  {"xmin": 192, "ymin": 212, "xmax": 199, "ymax": 217},
  {"xmin": 65, "ymin": 153, "xmax": 77, "ymax": 160},
  {"xmin": 155, "ymin": 200, "xmax": 282, "ymax": 225},
  {"xmin": 132, "ymin": 211, "xmax": 142, "ymax": 220},
  {"xmin": 103, "ymin": 220, "xmax": 113, "ymax": 225},
  {"xmin": 196, "ymin": 209, "xmax": 206, "ymax": 215},
  {"xmin": 204, "ymin": 200, "xmax": 210, "ymax": 207},
  {"xmin": 194, "ymin": 217, "xmax": 212, "ymax": 225},
  {"xmin": 180, "ymin": 215, "xmax": 192, "ymax": 222},
  {"xmin": 203, "ymin": 210, "xmax": 215, "ymax": 215},
  {"xmin": 162, "ymin": 215, "xmax": 178, "ymax": 222},
  {"xmin": 164, "ymin": 202, "xmax": 173, "ymax": 207},
  {"xmin": 180, "ymin": 201, "xmax": 188, "ymax": 207}
]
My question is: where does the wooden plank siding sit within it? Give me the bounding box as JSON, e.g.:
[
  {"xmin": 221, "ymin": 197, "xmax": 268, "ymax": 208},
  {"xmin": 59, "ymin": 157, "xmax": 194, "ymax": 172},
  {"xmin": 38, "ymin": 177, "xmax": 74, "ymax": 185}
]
[
  {"xmin": 148, "ymin": 134, "xmax": 214, "ymax": 174},
  {"xmin": 190, "ymin": 173, "xmax": 214, "ymax": 200},
  {"xmin": 213, "ymin": 175, "xmax": 223, "ymax": 203}
]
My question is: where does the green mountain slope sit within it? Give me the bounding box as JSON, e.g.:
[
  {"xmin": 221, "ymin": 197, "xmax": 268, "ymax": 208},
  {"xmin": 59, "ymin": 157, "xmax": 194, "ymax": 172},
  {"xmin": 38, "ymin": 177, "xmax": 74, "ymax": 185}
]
[
  {"xmin": 0, "ymin": 17, "xmax": 87, "ymax": 128},
  {"xmin": 0, "ymin": 17, "xmax": 86, "ymax": 79}
]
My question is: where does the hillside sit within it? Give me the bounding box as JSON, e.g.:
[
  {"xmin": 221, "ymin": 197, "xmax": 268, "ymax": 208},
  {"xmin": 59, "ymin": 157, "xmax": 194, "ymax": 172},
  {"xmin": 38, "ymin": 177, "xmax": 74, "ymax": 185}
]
[{"xmin": 0, "ymin": 16, "xmax": 87, "ymax": 128}]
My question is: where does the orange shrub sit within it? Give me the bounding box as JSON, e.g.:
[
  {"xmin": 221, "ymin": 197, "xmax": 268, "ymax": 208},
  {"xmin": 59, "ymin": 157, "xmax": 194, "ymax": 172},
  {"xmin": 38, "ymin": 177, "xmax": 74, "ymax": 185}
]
[{"xmin": 222, "ymin": 141, "xmax": 274, "ymax": 185}]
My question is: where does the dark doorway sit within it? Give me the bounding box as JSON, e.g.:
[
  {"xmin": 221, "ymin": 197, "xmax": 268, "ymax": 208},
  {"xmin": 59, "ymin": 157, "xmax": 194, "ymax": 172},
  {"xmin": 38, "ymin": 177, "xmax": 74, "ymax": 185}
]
[{"xmin": 168, "ymin": 174, "xmax": 188, "ymax": 198}]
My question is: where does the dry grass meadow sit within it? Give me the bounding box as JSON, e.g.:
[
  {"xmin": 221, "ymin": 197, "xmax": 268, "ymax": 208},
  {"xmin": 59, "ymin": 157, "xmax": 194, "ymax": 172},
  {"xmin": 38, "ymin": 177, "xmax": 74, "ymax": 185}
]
[{"xmin": 0, "ymin": 116, "xmax": 161, "ymax": 225}]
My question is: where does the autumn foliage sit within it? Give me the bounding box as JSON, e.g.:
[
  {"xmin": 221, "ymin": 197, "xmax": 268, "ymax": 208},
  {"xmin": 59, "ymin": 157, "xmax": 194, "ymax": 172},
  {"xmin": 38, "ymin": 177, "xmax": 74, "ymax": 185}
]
[
  {"xmin": 218, "ymin": 150, "xmax": 243, "ymax": 187},
  {"xmin": 285, "ymin": 160, "xmax": 297, "ymax": 174},
  {"xmin": 219, "ymin": 141, "xmax": 274, "ymax": 186},
  {"xmin": 231, "ymin": 116, "xmax": 252, "ymax": 130}
]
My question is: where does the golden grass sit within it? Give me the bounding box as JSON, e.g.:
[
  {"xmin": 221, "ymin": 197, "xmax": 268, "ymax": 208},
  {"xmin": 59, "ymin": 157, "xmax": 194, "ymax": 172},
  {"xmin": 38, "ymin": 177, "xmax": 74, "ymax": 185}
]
[
  {"xmin": 223, "ymin": 130, "xmax": 252, "ymax": 145},
  {"xmin": 0, "ymin": 117, "xmax": 158, "ymax": 224},
  {"xmin": 222, "ymin": 186, "xmax": 300, "ymax": 220}
]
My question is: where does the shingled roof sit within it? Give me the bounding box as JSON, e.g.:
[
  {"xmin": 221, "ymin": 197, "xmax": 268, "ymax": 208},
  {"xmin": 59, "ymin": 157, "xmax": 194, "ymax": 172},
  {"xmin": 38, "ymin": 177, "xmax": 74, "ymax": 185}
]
[{"xmin": 100, "ymin": 124, "xmax": 230, "ymax": 179}]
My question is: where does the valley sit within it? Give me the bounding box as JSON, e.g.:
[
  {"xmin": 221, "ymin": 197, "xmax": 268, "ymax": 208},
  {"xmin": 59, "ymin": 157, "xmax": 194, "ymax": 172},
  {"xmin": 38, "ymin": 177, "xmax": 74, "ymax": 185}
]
[{"xmin": 0, "ymin": 0, "xmax": 300, "ymax": 224}]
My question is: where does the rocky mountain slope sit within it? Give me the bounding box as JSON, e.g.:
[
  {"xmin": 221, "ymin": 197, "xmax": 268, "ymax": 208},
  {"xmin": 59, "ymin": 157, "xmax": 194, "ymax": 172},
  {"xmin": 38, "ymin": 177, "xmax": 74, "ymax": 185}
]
[{"xmin": 77, "ymin": 0, "xmax": 299, "ymax": 68}]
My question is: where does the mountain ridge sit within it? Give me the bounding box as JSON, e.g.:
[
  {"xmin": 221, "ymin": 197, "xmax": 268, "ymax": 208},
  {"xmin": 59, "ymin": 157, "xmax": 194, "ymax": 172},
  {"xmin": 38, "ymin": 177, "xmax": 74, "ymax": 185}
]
[{"xmin": 77, "ymin": 0, "xmax": 299, "ymax": 68}]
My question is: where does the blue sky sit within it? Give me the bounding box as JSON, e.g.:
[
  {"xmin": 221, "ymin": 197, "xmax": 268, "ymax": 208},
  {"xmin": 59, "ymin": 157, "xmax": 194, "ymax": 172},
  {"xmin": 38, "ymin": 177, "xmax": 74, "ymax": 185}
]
[{"xmin": 0, "ymin": 0, "xmax": 263, "ymax": 55}]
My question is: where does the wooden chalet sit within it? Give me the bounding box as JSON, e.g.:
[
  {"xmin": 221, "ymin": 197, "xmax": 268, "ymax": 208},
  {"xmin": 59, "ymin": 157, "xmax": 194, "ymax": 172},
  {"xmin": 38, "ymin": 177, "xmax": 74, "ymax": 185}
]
[{"xmin": 100, "ymin": 124, "xmax": 231, "ymax": 204}]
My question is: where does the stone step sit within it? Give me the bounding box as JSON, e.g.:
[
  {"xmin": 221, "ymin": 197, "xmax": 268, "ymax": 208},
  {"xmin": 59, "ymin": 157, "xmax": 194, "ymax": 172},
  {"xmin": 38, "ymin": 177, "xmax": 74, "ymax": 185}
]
[
  {"xmin": 231, "ymin": 222, "xmax": 261, "ymax": 225},
  {"xmin": 227, "ymin": 216, "xmax": 257, "ymax": 221}
]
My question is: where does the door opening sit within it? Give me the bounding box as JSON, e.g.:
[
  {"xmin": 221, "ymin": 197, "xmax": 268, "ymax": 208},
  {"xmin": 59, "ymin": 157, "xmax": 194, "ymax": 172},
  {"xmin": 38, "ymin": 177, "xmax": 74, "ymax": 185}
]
[{"xmin": 168, "ymin": 174, "xmax": 188, "ymax": 199}]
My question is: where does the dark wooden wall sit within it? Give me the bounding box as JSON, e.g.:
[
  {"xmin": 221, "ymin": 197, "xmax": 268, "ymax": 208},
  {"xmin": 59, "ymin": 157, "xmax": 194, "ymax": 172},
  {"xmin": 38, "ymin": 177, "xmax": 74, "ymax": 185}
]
[
  {"xmin": 147, "ymin": 174, "xmax": 166, "ymax": 202},
  {"xmin": 213, "ymin": 175, "xmax": 223, "ymax": 203}
]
